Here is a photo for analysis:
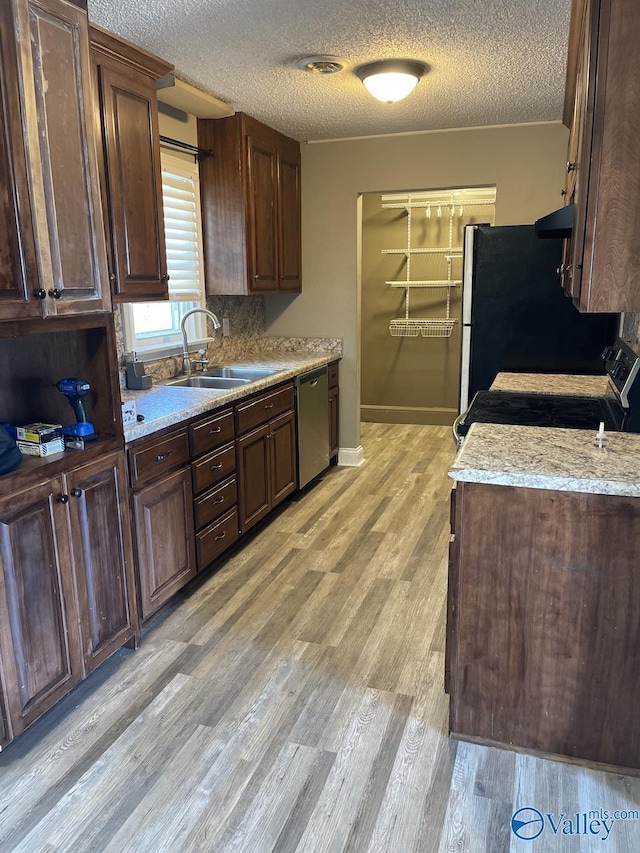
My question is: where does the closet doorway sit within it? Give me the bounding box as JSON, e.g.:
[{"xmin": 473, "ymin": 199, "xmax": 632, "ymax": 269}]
[{"xmin": 360, "ymin": 187, "xmax": 495, "ymax": 425}]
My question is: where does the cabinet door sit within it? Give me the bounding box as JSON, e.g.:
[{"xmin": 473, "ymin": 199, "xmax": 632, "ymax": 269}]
[
  {"xmin": 277, "ymin": 149, "xmax": 301, "ymax": 292},
  {"xmin": 246, "ymin": 134, "xmax": 278, "ymax": 292},
  {"xmin": 14, "ymin": 0, "xmax": 110, "ymax": 315},
  {"xmin": 237, "ymin": 423, "xmax": 271, "ymax": 533},
  {"xmin": 132, "ymin": 467, "xmax": 196, "ymax": 620},
  {"xmin": 94, "ymin": 59, "xmax": 168, "ymax": 301},
  {"xmin": 0, "ymin": 480, "xmax": 82, "ymax": 737},
  {"xmin": 65, "ymin": 452, "xmax": 138, "ymax": 673},
  {"xmin": 329, "ymin": 386, "xmax": 339, "ymax": 461},
  {"xmin": 564, "ymin": 0, "xmax": 597, "ymax": 302},
  {"xmin": 0, "ymin": 2, "xmax": 41, "ymax": 321},
  {"xmin": 270, "ymin": 410, "xmax": 297, "ymax": 508}
]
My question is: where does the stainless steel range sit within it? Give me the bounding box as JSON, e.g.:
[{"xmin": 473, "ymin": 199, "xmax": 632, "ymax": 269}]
[{"xmin": 453, "ymin": 338, "xmax": 640, "ymax": 446}]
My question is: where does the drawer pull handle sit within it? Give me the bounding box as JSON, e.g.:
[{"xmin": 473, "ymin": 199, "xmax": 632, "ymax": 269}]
[
  {"xmin": 214, "ymin": 496, "xmax": 225, "ymax": 504},
  {"xmin": 209, "ymin": 427, "xmax": 222, "ymax": 434},
  {"xmin": 155, "ymin": 451, "xmax": 172, "ymax": 462},
  {"xmin": 211, "ymin": 462, "xmax": 224, "ymax": 470},
  {"xmin": 264, "ymin": 403, "xmax": 274, "ymax": 410},
  {"xmin": 214, "ymin": 532, "xmax": 226, "ymax": 541}
]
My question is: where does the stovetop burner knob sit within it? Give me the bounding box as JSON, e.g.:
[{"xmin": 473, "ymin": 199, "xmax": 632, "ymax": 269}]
[
  {"xmin": 602, "ymin": 346, "xmax": 616, "ymax": 362},
  {"xmin": 612, "ymin": 361, "xmax": 629, "ymax": 381}
]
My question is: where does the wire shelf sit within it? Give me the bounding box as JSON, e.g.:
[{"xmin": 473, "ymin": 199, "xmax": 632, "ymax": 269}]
[
  {"xmin": 380, "ymin": 247, "xmax": 463, "ymax": 255},
  {"xmin": 389, "ymin": 319, "xmax": 457, "ymax": 338},
  {"xmin": 385, "ymin": 280, "xmax": 461, "ymax": 288}
]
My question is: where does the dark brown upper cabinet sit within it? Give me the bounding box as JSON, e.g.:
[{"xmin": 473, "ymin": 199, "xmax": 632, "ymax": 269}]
[
  {"xmin": 90, "ymin": 26, "xmax": 172, "ymax": 302},
  {"xmin": 12, "ymin": 0, "xmax": 111, "ymax": 317},
  {"xmin": 198, "ymin": 113, "xmax": 301, "ymax": 295},
  {"xmin": 561, "ymin": 0, "xmax": 640, "ymax": 312},
  {"xmin": 0, "ymin": 2, "xmax": 40, "ymax": 322}
]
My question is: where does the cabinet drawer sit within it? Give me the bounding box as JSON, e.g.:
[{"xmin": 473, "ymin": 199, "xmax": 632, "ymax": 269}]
[
  {"xmin": 328, "ymin": 361, "xmax": 339, "ymax": 389},
  {"xmin": 196, "ymin": 507, "xmax": 239, "ymax": 570},
  {"xmin": 235, "ymin": 384, "xmax": 294, "ymax": 435},
  {"xmin": 190, "ymin": 409, "xmax": 234, "ymax": 458},
  {"xmin": 191, "ymin": 442, "xmax": 236, "ymax": 495},
  {"xmin": 194, "ymin": 476, "xmax": 237, "ymax": 531},
  {"xmin": 129, "ymin": 430, "xmax": 189, "ymax": 488}
]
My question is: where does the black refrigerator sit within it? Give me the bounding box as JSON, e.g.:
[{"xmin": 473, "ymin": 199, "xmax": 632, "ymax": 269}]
[{"xmin": 460, "ymin": 225, "xmax": 619, "ymax": 411}]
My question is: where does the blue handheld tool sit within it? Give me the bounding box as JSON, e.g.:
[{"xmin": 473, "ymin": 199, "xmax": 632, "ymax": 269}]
[{"xmin": 56, "ymin": 378, "xmax": 95, "ymax": 437}]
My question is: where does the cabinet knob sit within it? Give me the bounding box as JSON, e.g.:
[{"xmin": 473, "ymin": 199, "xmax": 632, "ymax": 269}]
[
  {"xmin": 556, "ymin": 264, "xmax": 569, "ymax": 276},
  {"xmin": 109, "ymin": 273, "xmax": 116, "ymax": 284},
  {"xmin": 155, "ymin": 451, "xmax": 172, "ymax": 462},
  {"xmin": 57, "ymin": 494, "xmax": 69, "ymax": 504},
  {"xmin": 160, "ymin": 274, "xmax": 170, "ymax": 284},
  {"xmin": 33, "ymin": 288, "xmax": 46, "ymax": 300},
  {"xmin": 561, "ymin": 189, "xmax": 567, "ymax": 197},
  {"xmin": 566, "ymin": 161, "xmax": 577, "ymax": 173},
  {"xmin": 71, "ymin": 487, "xmax": 83, "ymax": 498},
  {"xmin": 48, "ymin": 289, "xmax": 62, "ymax": 299}
]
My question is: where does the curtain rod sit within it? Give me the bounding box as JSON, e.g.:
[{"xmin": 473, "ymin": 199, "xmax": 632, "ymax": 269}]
[{"xmin": 159, "ymin": 135, "xmax": 213, "ymax": 161}]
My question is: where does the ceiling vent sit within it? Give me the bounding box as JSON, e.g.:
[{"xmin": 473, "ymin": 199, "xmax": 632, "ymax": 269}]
[
  {"xmin": 293, "ymin": 55, "xmax": 345, "ymax": 75},
  {"xmin": 157, "ymin": 74, "xmax": 234, "ymax": 119}
]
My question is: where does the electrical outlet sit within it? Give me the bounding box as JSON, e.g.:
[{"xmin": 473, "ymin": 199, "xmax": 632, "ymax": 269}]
[{"xmin": 222, "ymin": 317, "xmax": 230, "ymax": 337}]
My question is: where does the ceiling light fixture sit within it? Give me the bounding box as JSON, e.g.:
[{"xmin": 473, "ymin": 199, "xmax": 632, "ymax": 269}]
[{"xmin": 356, "ymin": 60, "xmax": 428, "ymax": 103}]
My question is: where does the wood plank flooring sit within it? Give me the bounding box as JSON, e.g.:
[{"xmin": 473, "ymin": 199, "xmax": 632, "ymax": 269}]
[{"xmin": 2, "ymin": 423, "xmax": 640, "ymax": 852}]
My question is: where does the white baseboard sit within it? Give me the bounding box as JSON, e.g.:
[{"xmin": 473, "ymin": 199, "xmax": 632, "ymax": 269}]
[{"xmin": 338, "ymin": 445, "xmax": 365, "ymax": 467}]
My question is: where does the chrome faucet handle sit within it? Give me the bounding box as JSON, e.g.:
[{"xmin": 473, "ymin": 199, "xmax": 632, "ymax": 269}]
[{"xmin": 193, "ymin": 348, "xmax": 210, "ymax": 372}]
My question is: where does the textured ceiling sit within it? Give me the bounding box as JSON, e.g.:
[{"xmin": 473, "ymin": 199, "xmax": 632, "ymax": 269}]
[{"xmin": 88, "ymin": 0, "xmax": 571, "ymax": 142}]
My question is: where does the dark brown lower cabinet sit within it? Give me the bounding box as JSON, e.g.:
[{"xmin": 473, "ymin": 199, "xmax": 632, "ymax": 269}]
[
  {"xmin": 65, "ymin": 453, "xmax": 138, "ymax": 673},
  {"xmin": 0, "ymin": 687, "xmax": 8, "ymax": 748},
  {"xmin": 237, "ymin": 410, "xmax": 296, "ymax": 534},
  {"xmin": 132, "ymin": 467, "xmax": 196, "ymax": 619},
  {"xmin": 0, "ymin": 451, "xmax": 140, "ymax": 745},
  {"xmin": 448, "ymin": 480, "xmax": 640, "ymax": 771},
  {"xmin": 237, "ymin": 423, "xmax": 272, "ymax": 532},
  {"xmin": 0, "ymin": 479, "xmax": 82, "ymax": 738}
]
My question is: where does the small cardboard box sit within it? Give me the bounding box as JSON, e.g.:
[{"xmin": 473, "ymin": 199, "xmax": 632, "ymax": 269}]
[
  {"xmin": 17, "ymin": 438, "xmax": 65, "ymax": 457},
  {"xmin": 16, "ymin": 422, "xmax": 62, "ymax": 443}
]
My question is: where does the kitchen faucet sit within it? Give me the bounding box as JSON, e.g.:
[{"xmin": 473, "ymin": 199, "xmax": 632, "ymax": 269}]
[{"xmin": 180, "ymin": 307, "xmax": 221, "ymax": 375}]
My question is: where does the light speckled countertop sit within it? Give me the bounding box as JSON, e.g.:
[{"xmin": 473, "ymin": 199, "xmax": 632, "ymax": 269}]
[
  {"xmin": 491, "ymin": 372, "xmax": 611, "ymax": 397},
  {"xmin": 122, "ymin": 351, "xmax": 338, "ymax": 443},
  {"xmin": 449, "ymin": 422, "xmax": 640, "ymax": 497}
]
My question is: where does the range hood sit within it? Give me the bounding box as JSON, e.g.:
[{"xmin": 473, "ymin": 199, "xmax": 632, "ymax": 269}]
[{"xmin": 534, "ymin": 203, "xmax": 575, "ymax": 239}]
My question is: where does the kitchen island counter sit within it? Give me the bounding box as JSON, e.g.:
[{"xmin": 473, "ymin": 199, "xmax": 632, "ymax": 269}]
[
  {"xmin": 449, "ymin": 421, "xmax": 640, "ymax": 497},
  {"xmin": 447, "ymin": 422, "xmax": 640, "ymax": 773}
]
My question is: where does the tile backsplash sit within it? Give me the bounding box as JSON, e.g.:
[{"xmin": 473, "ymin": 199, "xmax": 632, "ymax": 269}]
[{"xmin": 115, "ymin": 295, "xmax": 341, "ymax": 388}]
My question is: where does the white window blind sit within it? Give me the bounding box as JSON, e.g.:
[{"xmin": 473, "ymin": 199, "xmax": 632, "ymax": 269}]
[
  {"xmin": 162, "ymin": 155, "xmax": 205, "ymax": 302},
  {"xmin": 122, "ymin": 152, "xmax": 206, "ymax": 355}
]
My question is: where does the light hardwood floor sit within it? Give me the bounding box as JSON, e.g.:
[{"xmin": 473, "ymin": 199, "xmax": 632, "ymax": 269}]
[{"xmin": 1, "ymin": 423, "xmax": 640, "ymax": 852}]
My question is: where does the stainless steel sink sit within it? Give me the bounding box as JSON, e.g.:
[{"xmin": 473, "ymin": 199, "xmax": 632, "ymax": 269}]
[
  {"xmin": 160, "ymin": 365, "xmax": 280, "ymax": 390},
  {"xmin": 162, "ymin": 375, "xmax": 251, "ymax": 389},
  {"xmin": 202, "ymin": 367, "xmax": 279, "ymax": 381}
]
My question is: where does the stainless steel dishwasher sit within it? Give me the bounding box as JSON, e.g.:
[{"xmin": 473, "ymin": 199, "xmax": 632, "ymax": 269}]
[{"xmin": 295, "ymin": 366, "xmax": 330, "ymax": 488}]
